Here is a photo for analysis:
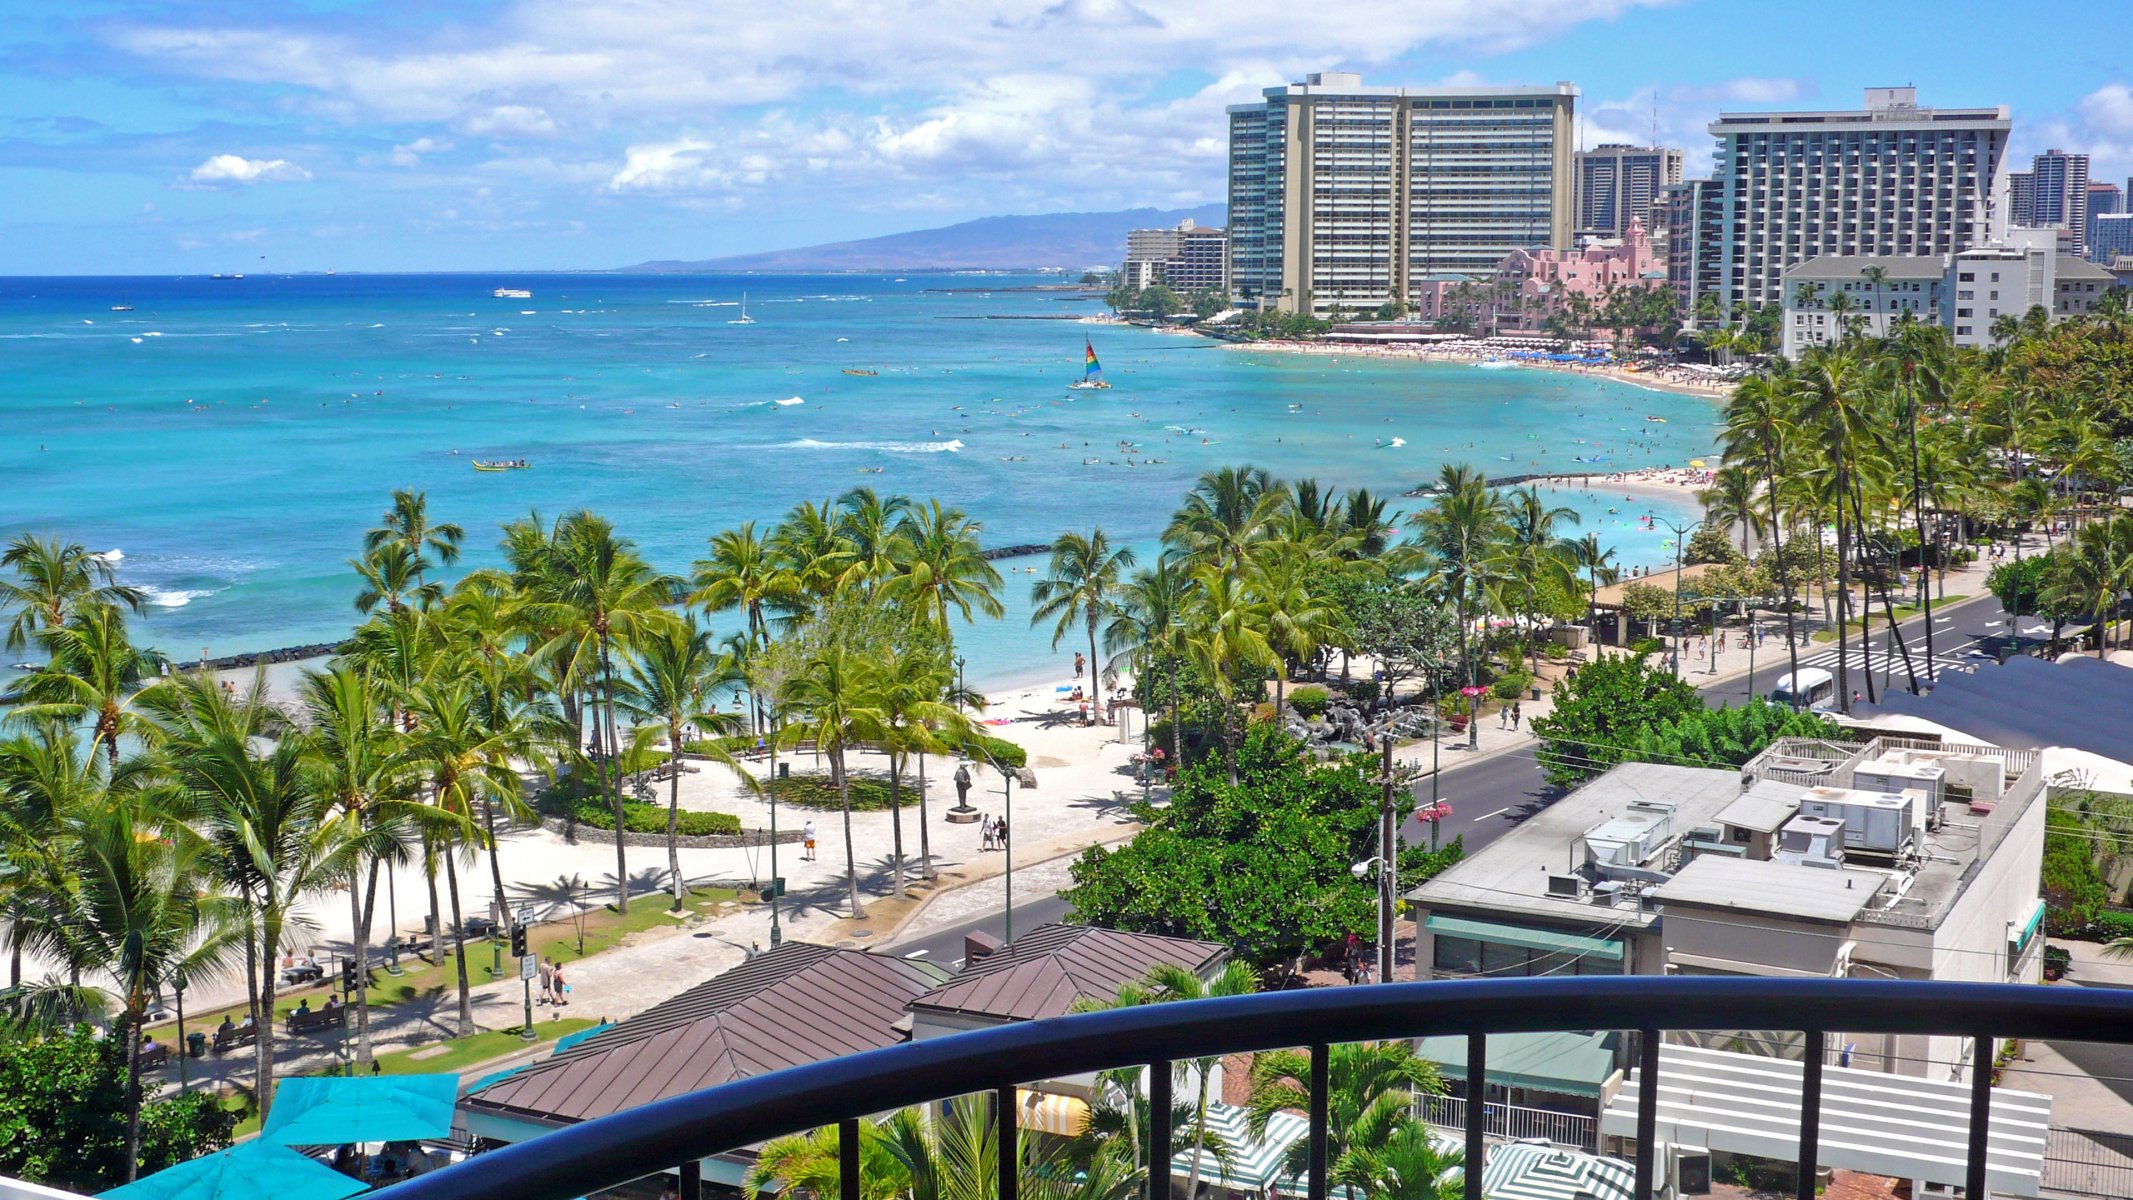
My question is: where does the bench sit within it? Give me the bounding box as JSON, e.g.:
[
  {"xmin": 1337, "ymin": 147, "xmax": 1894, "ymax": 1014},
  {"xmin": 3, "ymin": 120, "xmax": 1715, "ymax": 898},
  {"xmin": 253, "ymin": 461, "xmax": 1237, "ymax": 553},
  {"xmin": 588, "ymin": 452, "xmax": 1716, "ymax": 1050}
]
[
  {"xmin": 212, "ymin": 1024, "xmax": 259, "ymax": 1054},
  {"xmin": 285, "ymin": 1006, "xmax": 349, "ymax": 1036},
  {"xmin": 138, "ymin": 1041, "xmax": 171, "ymax": 1071},
  {"xmin": 279, "ymin": 960, "xmax": 325, "ymax": 986}
]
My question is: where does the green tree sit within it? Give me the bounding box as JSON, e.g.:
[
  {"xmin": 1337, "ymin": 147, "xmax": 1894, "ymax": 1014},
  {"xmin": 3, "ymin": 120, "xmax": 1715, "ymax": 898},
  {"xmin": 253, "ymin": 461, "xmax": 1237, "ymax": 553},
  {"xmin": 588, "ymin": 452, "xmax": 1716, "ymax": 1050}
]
[
  {"xmin": 1113, "ymin": 961, "xmax": 1257, "ymax": 1200},
  {"xmin": 1031, "ymin": 528, "xmax": 1136, "ymax": 723},
  {"xmin": 1530, "ymin": 655, "xmax": 1702, "ymax": 787},
  {"xmin": 623, "ymin": 616, "xmax": 748, "ymax": 908},
  {"xmin": 1064, "ymin": 724, "xmax": 1461, "ymax": 972},
  {"xmin": 1246, "ymin": 1040, "xmax": 1446, "ymax": 1193},
  {"xmin": 0, "ymin": 1023, "xmax": 236, "ymax": 1192},
  {"xmin": 0, "ymin": 534, "xmax": 143, "ymax": 653},
  {"xmin": 2, "ymin": 603, "xmax": 167, "ymax": 769}
]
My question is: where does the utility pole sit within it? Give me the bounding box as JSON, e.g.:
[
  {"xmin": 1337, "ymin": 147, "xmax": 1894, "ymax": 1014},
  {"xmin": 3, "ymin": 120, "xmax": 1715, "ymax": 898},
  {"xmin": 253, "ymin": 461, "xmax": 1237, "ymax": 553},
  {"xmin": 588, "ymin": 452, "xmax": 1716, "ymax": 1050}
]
[
  {"xmin": 1378, "ymin": 736, "xmax": 1397, "ymax": 983},
  {"xmin": 1653, "ymin": 518, "xmax": 1699, "ymax": 677}
]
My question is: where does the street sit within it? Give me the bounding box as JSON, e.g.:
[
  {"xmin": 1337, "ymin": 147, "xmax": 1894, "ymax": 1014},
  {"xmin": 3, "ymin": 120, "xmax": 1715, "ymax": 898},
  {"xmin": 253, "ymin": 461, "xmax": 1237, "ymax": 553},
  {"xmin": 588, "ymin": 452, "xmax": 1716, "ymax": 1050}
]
[{"xmin": 881, "ymin": 589, "xmax": 2029, "ymax": 963}]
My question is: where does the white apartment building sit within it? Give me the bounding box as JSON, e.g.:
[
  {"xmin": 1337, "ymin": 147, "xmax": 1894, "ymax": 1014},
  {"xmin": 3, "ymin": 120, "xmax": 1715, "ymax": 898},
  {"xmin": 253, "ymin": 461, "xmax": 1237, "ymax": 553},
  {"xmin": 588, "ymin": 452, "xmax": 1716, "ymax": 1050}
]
[
  {"xmin": 1710, "ymin": 87, "xmax": 2011, "ymax": 319},
  {"xmin": 1226, "ymin": 72, "xmax": 1576, "ymax": 315},
  {"xmin": 1779, "ymin": 227, "xmax": 2120, "ymax": 356}
]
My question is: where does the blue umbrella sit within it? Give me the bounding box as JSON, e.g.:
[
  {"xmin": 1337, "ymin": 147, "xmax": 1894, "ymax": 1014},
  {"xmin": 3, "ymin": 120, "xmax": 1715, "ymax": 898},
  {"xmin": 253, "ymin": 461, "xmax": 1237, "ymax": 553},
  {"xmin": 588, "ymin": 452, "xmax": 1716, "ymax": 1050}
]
[
  {"xmin": 101, "ymin": 1141, "xmax": 368, "ymax": 1200},
  {"xmin": 262, "ymin": 1073, "xmax": 461, "ymax": 1146}
]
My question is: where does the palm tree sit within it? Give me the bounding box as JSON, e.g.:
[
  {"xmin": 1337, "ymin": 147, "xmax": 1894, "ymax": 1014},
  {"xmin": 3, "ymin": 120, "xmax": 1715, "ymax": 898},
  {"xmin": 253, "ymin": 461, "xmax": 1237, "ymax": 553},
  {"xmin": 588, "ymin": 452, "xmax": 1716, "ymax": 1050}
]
[
  {"xmin": 0, "ymin": 721, "xmax": 105, "ymax": 988},
  {"xmin": 1103, "ymin": 562, "xmax": 1194, "ymax": 769},
  {"xmin": 1721, "ymin": 371, "xmax": 1805, "ymax": 699},
  {"xmin": 1501, "ymin": 486, "xmax": 1580, "ymax": 678},
  {"xmin": 150, "ymin": 679, "xmax": 348, "ymax": 1123},
  {"xmin": 2046, "ymin": 517, "xmax": 2133, "ymax": 658},
  {"xmin": 1248, "ymin": 544, "xmax": 1340, "ymax": 713},
  {"xmin": 622, "ymin": 616, "xmax": 748, "ymax": 908},
  {"xmin": 689, "ymin": 522, "xmax": 792, "ymax": 653},
  {"xmin": 4, "ymin": 603, "xmax": 167, "ymax": 768},
  {"xmin": 1699, "ymin": 464, "xmax": 1766, "ymax": 555},
  {"xmin": 1182, "ymin": 567, "xmax": 1275, "ymax": 784},
  {"xmin": 834, "ymin": 487, "xmax": 913, "ymax": 596},
  {"xmin": 397, "ymin": 674, "xmax": 538, "ymax": 1034},
  {"xmin": 770, "ymin": 499, "xmax": 855, "ymax": 606},
  {"xmin": 1793, "ymin": 348, "xmax": 1875, "ymax": 711},
  {"xmin": 1165, "ymin": 466, "xmax": 1285, "ymax": 572},
  {"xmin": 778, "ymin": 637, "xmax": 885, "ymax": 919},
  {"xmin": 1114, "ymin": 962, "xmax": 1258, "ymax": 1200},
  {"xmin": 19, "ymin": 793, "xmax": 239, "ymax": 1182},
  {"xmin": 0, "ymin": 534, "xmax": 143, "ymax": 653},
  {"xmin": 875, "ymin": 645, "xmax": 971, "ymax": 893},
  {"xmin": 887, "ymin": 500, "xmax": 1005, "ymax": 648},
  {"xmin": 1345, "ymin": 1120, "xmax": 1465, "ymax": 1200},
  {"xmin": 296, "ymin": 665, "xmax": 417, "ymax": 1068},
  {"xmin": 526, "ymin": 512, "xmax": 681, "ymax": 913},
  {"xmin": 1031, "ymin": 529, "xmax": 1136, "ymax": 724},
  {"xmin": 352, "ymin": 541, "xmax": 443, "ymax": 615},
  {"xmin": 364, "ymin": 489, "xmax": 465, "ymax": 584},
  {"xmin": 1404, "ymin": 464, "xmax": 1507, "ymax": 740},
  {"xmin": 1247, "ymin": 1040, "xmax": 1446, "ymax": 1193},
  {"xmin": 1568, "ymin": 533, "xmax": 1619, "ymax": 650}
]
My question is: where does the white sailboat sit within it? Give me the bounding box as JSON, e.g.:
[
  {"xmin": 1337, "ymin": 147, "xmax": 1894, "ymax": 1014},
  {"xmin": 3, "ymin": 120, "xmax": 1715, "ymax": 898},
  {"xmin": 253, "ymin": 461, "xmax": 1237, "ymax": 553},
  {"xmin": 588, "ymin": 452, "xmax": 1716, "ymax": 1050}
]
[{"xmin": 729, "ymin": 292, "xmax": 756, "ymax": 325}]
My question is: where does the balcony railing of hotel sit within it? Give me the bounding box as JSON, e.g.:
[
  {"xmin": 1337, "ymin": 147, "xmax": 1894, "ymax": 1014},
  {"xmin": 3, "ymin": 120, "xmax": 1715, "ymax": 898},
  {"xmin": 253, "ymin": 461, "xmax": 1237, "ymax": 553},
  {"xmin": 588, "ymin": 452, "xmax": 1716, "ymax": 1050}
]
[{"xmin": 378, "ymin": 977, "xmax": 2133, "ymax": 1200}]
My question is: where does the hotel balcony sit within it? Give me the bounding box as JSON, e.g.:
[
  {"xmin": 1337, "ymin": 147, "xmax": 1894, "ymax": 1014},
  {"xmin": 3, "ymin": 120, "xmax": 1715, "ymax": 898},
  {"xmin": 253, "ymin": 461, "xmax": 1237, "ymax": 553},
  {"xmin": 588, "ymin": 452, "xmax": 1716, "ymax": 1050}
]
[{"xmin": 374, "ymin": 977, "xmax": 2133, "ymax": 1200}]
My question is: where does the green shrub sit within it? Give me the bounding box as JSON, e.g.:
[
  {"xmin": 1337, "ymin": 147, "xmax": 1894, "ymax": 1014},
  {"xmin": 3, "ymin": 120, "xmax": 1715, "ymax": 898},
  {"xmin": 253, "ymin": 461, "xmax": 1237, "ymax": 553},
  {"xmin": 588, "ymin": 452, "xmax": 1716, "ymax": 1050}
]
[
  {"xmin": 766, "ymin": 773, "xmax": 915, "ymax": 811},
  {"xmin": 1288, "ymin": 686, "xmax": 1332, "ymax": 718},
  {"xmin": 570, "ymin": 800, "xmax": 741, "ymax": 837},
  {"xmin": 971, "ymin": 734, "xmax": 1027, "ymax": 770},
  {"xmin": 2082, "ymin": 910, "xmax": 2133, "ymax": 941},
  {"xmin": 1347, "ymin": 678, "xmax": 1381, "ymax": 707},
  {"xmin": 1628, "ymin": 635, "xmax": 1665, "ymax": 657},
  {"xmin": 1490, "ymin": 672, "xmax": 1532, "ymax": 702}
]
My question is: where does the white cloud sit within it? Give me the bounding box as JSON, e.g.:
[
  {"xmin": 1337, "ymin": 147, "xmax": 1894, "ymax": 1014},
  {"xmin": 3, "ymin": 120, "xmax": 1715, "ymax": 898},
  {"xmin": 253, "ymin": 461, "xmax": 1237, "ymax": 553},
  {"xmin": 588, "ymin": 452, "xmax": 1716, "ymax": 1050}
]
[
  {"xmin": 457, "ymin": 106, "xmax": 556, "ymax": 138},
  {"xmin": 185, "ymin": 154, "xmax": 311, "ymax": 186},
  {"xmin": 608, "ymin": 138, "xmax": 719, "ymax": 191},
  {"xmin": 389, "ymin": 136, "xmax": 453, "ymax": 166},
  {"xmin": 2079, "ymin": 83, "xmax": 2133, "ymax": 136}
]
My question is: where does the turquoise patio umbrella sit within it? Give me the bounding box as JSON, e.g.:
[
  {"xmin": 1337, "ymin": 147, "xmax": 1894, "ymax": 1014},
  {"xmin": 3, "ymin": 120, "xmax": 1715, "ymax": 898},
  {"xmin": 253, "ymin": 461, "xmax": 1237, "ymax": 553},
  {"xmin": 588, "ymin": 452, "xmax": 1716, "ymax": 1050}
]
[
  {"xmin": 101, "ymin": 1141, "xmax": 368, "ymax": 1200},
  {"xmin": 261, "ymin": 1072, "xmax": 462, "ymax": 1146}
]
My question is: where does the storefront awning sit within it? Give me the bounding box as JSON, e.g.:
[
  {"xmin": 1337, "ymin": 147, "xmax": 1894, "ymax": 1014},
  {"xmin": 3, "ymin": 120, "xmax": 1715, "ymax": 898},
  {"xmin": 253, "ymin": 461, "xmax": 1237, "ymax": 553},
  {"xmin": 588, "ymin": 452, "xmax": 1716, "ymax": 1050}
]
[
  {"xmin": 1424, "ymin": 915, "xmax": 1624, "ymax": 961},
  {"xmin": 1414, "ymin": 1030, "xmax": 1619, "ymax": 1098},
  {"xmin": 1014, "ymin": 1089, "xmax": 1089, "ymax": 1138}
]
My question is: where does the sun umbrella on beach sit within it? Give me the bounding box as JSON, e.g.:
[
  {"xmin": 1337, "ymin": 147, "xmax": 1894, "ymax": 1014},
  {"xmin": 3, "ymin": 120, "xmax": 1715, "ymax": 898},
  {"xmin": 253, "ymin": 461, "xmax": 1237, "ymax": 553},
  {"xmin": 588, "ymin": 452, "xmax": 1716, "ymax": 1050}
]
[{"xmin": 1688, "ymin": 459, "xmax": 1707, "ymax": 468}]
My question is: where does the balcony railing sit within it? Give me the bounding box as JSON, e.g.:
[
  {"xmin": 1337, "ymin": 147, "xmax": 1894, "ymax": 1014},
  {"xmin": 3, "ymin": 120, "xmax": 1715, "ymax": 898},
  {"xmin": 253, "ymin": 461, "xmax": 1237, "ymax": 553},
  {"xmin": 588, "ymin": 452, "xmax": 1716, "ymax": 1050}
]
[
  {"xmin": 1417, "ymin": 1093, "xmax": 1596, "ymax": 1152},
  {"xmin": 378, "ymin": 977, "xmax": 2133, "ymax": 1200}
]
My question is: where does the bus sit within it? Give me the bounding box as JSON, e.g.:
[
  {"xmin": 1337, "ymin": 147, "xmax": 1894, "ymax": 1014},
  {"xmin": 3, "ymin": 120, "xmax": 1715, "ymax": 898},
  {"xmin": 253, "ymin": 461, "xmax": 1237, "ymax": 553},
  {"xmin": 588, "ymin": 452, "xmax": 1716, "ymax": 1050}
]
[{"xmin": 1770, "ymin": 667, "xmax": 1836, "ymax": 711}]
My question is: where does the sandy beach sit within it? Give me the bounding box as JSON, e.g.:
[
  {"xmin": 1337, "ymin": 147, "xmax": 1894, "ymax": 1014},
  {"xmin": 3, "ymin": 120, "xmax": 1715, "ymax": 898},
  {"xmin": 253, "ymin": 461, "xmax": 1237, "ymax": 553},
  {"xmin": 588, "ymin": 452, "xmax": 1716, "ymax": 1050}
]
[{"xmin": 1225, "ymin": 336, "xmax": 1740, "ymax": 400}]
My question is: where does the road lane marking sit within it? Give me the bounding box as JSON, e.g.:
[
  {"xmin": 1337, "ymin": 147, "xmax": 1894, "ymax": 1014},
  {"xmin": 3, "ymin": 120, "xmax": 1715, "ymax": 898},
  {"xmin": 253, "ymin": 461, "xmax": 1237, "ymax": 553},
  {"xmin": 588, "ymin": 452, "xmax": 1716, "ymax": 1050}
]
[{"xmin": 1475, "ymin": 806, "xmax": 1511, "ymax": 821}]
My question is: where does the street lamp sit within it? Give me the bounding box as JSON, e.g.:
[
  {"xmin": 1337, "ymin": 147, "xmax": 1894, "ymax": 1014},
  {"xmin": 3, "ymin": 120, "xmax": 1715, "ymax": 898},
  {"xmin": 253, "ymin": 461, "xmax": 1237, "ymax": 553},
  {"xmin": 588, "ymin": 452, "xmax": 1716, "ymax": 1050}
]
[
  {"xmin": 956, "ymin": 657, "xmax": 967, "ymax": 713},
  {"xmin": 1650, "ymin": 517, "xmax": 1700, "ymax": 677},
  {"xmin": 981, "ymin": 753, "xmax": 1024, "ymax": 944}
]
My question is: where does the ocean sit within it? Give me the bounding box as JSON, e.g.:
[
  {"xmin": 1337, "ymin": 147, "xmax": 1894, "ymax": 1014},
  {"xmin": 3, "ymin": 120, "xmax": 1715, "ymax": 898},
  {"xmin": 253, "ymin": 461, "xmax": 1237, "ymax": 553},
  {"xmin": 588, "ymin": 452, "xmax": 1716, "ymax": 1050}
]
[{"xmin": 0, "ymin": 273, "xmax": 1709, "ymax": 688}]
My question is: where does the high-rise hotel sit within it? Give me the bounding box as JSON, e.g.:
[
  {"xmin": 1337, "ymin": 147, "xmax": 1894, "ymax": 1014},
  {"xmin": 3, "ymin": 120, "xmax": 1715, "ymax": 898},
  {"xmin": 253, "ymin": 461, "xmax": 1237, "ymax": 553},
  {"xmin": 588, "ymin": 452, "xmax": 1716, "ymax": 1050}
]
[
  {"xmin": 1706, "ymin": 87, "xmax": 2011, "ymax": 316},
  {"xmin": 1226, "ymin": 72, "xmax": 1577, "ymax": 314}
]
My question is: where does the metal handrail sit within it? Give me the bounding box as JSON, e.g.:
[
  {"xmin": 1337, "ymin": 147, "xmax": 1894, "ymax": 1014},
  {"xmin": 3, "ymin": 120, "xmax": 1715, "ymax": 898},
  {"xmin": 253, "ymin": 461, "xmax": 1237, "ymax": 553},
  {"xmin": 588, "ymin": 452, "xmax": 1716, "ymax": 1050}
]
[{"xmin": 380, "ymin": 977, "xmax": 2133, "ymax": 1200}]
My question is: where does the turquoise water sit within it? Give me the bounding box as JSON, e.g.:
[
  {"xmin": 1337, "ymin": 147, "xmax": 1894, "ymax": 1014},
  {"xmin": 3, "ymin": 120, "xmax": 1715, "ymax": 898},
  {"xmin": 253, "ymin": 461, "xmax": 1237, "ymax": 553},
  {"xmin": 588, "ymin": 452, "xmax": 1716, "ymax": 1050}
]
[{"xmin": 0, "ymin": 274, "xmax": 1709, "ymax": 687}]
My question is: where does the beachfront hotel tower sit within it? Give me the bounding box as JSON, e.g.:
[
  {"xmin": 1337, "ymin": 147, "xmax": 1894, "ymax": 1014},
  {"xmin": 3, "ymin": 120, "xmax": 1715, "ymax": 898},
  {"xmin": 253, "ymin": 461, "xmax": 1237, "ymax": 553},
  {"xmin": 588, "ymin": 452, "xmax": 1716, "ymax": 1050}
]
[
  {"xmin": 1575, "ymin": 144, "xmax": 1685, "ymax": 240},
  {"xmin": 1225, "ymin": 72, "xmax": 1577, "ymax": 315},
  {"xmin": 1708, "ymin": 87, "xmax": 2010, "ymax": 317}
]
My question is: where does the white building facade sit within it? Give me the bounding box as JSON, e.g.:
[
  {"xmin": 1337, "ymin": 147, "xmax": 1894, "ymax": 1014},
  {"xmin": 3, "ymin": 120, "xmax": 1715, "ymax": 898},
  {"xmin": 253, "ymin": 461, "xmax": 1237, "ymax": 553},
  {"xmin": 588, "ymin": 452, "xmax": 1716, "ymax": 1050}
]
[
  {"xmin": 1709, "ymin": 87, "xmax": 2011, "ymax": 320},
  {"xmin": 1226, "ymin": 72, "xmax": 1577, "ymax": 314}
]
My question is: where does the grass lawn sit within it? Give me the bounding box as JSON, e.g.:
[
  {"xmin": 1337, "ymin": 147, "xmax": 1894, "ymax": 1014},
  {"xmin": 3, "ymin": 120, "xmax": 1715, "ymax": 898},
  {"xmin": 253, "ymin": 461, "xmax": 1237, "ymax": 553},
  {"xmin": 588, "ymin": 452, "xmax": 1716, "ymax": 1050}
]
[
  {"xmin": 1810, "ymin": 596, "xmax": 1968, "ymax": 643},
  {"xmin": 145, "ymin": 886, "xmax": 741, "ymax": 1039}
]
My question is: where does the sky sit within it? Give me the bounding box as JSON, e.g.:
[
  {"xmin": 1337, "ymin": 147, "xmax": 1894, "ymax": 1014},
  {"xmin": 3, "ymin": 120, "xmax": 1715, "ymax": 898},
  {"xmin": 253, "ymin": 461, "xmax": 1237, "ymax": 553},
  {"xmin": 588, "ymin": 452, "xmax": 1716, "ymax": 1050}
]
[{"xmin": 3, "ymin": 0, "xmax": 2131, "ymax": 274}]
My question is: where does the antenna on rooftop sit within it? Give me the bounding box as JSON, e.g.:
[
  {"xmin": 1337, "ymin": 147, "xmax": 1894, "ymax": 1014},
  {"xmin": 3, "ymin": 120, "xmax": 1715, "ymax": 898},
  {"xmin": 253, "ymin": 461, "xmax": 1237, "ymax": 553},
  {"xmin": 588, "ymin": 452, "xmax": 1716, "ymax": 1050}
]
[{"xmin": 1650, "ymin": 90, "xmax": 1660, "ymax": 149}]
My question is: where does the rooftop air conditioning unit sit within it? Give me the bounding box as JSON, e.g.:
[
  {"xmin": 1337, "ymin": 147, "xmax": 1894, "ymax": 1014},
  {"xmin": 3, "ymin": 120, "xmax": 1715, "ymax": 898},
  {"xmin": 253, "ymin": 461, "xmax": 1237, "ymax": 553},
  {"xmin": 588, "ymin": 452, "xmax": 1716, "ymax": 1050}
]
[
  {"xmin": 1592, "ymin": 881, "xmax": 1625, "ymax": 907},
  {"xmin": 1546, "ymin": 873, "xmax": 1588, "ymax": 899},
  {"xmin": 1776, "ymin": 814, "xmax": 1847, "ymax": 869}
]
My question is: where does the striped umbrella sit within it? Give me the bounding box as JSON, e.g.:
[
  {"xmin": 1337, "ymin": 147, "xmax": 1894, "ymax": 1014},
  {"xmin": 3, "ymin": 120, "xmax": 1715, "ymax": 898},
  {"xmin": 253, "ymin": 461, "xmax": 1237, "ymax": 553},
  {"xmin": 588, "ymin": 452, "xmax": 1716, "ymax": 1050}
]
[
  {"xmin": 1479, "ymin": 1142, "xmax": 1634, "ymax": 1200},
  {"xmin": 1168, "ymin": 1102, "xmax": 1309, "ymax": 1191}
]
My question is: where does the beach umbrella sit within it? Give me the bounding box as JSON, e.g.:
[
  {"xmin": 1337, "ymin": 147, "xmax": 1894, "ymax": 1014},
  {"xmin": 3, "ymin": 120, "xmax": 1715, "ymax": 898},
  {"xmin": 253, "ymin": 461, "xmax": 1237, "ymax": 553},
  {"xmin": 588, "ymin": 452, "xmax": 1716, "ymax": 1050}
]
[
  {"xmin": 1688, "ymin": 459, "xmax": 1707, "ymax": 468},
  {"xmin": 261, "ymin": 1073, "xmax": 461, "ymax": 1147},
  {"xmin": 1479, "ymin": 1142, "xmax": 1634, "ymax": 1200},
  {"xmin": 100, "ymin": 1142, "xmax": 368, "ymax": 1200}
]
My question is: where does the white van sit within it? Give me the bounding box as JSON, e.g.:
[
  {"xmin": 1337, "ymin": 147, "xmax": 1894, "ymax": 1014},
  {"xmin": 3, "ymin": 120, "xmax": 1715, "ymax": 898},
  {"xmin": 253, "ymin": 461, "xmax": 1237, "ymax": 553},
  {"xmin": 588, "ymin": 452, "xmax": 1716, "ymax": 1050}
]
[{"xmin": 1770, "ymin": 667, "xmax": 1836, "ymax": 711}]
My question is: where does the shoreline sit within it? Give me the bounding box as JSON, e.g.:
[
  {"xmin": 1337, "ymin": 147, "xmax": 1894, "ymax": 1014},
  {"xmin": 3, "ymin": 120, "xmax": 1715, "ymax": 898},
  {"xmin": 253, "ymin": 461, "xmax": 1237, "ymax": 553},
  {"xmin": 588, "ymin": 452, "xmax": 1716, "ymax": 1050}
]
[{"xmin": 1218, "ymin": 337, "xmax": 1739, "ymax": 401}]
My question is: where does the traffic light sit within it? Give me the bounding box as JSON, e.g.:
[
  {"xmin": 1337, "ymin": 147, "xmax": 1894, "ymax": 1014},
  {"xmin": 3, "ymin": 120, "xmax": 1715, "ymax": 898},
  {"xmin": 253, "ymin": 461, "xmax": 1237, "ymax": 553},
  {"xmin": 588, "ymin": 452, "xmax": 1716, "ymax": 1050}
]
[
  {"xmin": 340, "ymin": 958, "xmax": 359, "ymax": 992},
  {"xmin": 511, "ymin": 924, "xmax": 528, "ymax": 957}
]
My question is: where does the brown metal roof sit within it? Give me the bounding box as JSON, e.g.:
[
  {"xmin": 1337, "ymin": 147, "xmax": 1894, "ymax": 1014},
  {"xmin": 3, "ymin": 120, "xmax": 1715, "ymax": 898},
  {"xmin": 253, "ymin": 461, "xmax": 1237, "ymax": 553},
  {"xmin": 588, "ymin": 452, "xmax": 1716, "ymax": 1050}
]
[
  {"xmin": 465, "ymin": 942, "xmax": 950, "ymax": 1125},
  {"xmin": 908, "ymin": 924, "xmax": 1228, "ymax": 1022}
]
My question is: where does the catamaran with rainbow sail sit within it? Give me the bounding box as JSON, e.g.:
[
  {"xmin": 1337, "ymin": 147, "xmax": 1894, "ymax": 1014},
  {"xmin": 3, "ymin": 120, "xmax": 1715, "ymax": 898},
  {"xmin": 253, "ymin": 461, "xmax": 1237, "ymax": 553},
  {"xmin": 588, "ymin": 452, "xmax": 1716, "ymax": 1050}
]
[{"xmin": 1067, "ymin": 337, "xmax": 1110, "ymax": 390}]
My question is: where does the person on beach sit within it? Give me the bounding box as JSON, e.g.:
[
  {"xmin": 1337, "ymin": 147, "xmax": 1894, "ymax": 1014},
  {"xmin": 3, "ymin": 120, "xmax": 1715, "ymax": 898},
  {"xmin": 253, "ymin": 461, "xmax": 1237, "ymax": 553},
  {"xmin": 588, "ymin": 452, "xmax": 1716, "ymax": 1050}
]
[{"xmin": 1073, "ymin": 651, "xmax": 1085, "ymax": 679}]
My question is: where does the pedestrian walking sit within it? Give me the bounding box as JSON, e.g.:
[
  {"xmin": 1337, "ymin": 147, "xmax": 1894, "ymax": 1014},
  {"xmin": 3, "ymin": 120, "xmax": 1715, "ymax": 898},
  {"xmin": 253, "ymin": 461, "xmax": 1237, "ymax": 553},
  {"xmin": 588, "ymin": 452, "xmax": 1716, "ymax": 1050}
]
[
  {"xmin": 981, "ymin": 814, "xmax": 996, "ymax": 852},
  {"xmin": 537, "ymin": 957, "xmax": 555, "ymax": 1005},
  {"xmin": 995, "ymin": 816, "xmax": 1008, "ymax": 853},
  {"xmin": 1511, "ymin": 702, "xmax": 1522, "ymax": 731},
  {"xmin": 551, "ymin": 961, "xmax": 570, "ymax": 1007},
  {"xmin": 803, "ymin": 820, "xmax": 817, "ymax": 862}
]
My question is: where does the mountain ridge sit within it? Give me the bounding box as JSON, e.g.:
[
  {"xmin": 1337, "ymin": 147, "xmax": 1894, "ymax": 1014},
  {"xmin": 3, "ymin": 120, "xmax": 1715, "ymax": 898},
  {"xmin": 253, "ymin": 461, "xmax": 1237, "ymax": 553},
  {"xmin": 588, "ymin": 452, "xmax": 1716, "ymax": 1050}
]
[{"xmin": 616, "ymin": 204, "xmax": 1225, "ymax": 273}]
